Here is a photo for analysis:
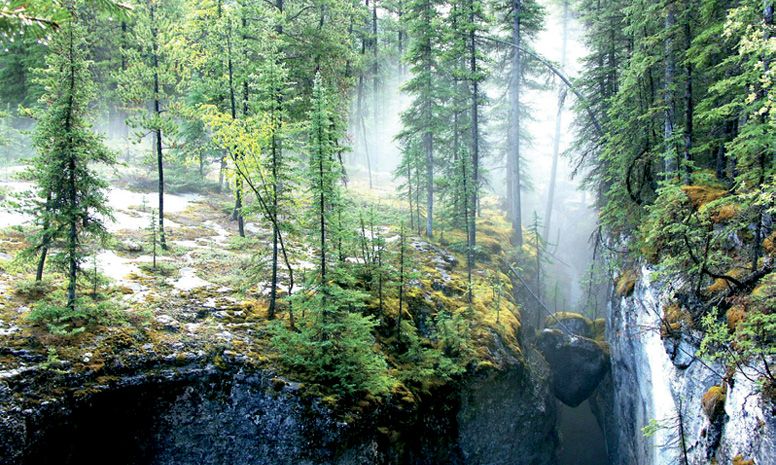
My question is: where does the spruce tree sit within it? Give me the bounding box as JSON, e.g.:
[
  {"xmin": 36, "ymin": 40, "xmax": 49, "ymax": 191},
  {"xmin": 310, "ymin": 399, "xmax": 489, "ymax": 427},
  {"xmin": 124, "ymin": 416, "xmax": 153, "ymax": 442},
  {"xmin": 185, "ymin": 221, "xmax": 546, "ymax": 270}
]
[
  {"xmin": 27, "ymin": 9, "xmax": 114, "ymax": 311},
  {"xmin": 118, "ymin": 0, "xmax": 185, "ymax": 250},
  {"xmin": 397, "ymin": 0, "xmax": 444, "ymax": 237}
]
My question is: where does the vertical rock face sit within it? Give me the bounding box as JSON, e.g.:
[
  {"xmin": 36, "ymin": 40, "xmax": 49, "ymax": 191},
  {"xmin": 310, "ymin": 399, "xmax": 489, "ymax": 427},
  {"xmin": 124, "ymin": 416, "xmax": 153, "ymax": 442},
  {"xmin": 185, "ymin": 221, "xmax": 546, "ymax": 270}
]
[
  {"xmin": 1, "ymin": 351, "xmax": 559, "ymax": 465},
  {"xmin": 602, "ymin": 269, "xmax": 775, "ymax": 465},
  {"xmin": 457, "ymin": 348, "xmax": 558, "ymax": 465}
]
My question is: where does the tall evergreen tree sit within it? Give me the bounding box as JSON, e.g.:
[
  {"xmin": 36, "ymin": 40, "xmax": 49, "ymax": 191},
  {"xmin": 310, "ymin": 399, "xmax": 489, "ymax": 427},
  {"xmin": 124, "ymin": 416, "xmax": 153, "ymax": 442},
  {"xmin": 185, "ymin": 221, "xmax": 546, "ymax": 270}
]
[
  {"xmin": 27, "ymin": 8, "xmax": 114, "ymax": 310},
  {"xmin": 397, "ymin": 0, "xmax": 444, "ymax": 237},
  {"xmin": 118, "ymin": 0, "xmax": 185, "ymax": 250}
]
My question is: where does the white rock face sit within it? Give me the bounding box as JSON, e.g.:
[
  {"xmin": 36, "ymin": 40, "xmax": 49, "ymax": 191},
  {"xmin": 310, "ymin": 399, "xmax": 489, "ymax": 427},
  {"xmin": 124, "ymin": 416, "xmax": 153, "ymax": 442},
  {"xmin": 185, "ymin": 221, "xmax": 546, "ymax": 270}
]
[{"xmin": 607, "ymin": 268, "xmax": 774, "ymax": 465}]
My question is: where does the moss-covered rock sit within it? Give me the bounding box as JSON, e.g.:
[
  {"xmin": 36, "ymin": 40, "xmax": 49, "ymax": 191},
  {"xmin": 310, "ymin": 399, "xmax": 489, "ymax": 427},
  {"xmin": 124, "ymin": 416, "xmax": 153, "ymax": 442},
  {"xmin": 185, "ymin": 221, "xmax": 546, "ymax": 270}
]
[
  {"xmin": 615, "ymin": 270, "xmax": 639, "ymax": 297},
  {"xmin": 544, "ymin": 312, "xmax": 593, "ymax": 338},
  {"xmin": 702, "ymin": 385, "xmax": 726, "ymax": 420}
]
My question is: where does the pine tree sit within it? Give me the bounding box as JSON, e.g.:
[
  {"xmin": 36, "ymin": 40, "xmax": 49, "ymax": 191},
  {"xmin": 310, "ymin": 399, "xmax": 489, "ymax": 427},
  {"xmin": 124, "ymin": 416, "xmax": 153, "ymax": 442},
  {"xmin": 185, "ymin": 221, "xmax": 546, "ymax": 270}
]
[
  {"xmin": 499, "ymin": 0, "xmax": 545, "ymax": 246},
  {"xmin": 397, "ymin": 0, "xmax": 445, "ymax": 238},
  {"xmin": 118, "ymin": 0, "xmax": 185, "ymax": 250},
  {"xmin": 27, "ymin": 9, "xmax": 114, "ymax": 311}
]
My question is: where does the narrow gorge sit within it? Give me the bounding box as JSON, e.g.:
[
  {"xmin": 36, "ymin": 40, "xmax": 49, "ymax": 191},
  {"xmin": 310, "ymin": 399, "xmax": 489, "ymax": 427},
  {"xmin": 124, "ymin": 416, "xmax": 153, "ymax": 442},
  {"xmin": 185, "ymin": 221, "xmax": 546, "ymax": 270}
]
[{"xmin": 0, "ymin": 0, "xmax": 773, "ymax": 464}]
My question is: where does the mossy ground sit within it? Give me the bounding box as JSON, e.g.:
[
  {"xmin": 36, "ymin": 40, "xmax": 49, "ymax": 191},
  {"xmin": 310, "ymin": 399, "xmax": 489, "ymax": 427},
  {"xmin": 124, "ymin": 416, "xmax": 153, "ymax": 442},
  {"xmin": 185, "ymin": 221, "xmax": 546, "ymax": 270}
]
[{"xmin": 0, "ymin": 184, "xmax": 526, "ymax": 409}]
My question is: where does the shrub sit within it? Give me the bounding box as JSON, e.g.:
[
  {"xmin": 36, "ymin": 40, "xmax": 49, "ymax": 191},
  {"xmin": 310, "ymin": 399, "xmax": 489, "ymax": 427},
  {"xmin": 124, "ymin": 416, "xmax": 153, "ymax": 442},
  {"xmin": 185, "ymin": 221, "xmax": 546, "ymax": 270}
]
[
  {"xmin": 270, "ymin": 310, "xmax": 395, "ymax": 398},
  {"xmin": 28, "ymin": 294, "xmax": 127, "ymax": 336}
]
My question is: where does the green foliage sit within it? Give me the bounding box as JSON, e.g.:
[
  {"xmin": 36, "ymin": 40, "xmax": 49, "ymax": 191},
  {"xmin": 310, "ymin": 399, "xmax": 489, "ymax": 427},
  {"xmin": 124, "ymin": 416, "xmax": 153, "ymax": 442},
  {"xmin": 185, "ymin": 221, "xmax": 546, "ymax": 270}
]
[
  {"xmin": 396, "ymin": 319, "xmax": 466, "ymax": 388},
  {"xmin": 699, "ymin": 306, "xmax": 775, "ymax": 386},
  {"xmin": 28, "ymin": 294, "xmax": 127, "ymax": 336},
  {"xmin": 13, "ymin": 276, "xmax": 55, "ymax": 299},
  {"xmin": 270, "ymin": 310, "xmax": 395, "ymax": 397},
  {"xmin": 22, "ymin": 12, "xmax": 115, "ymax": 310}
]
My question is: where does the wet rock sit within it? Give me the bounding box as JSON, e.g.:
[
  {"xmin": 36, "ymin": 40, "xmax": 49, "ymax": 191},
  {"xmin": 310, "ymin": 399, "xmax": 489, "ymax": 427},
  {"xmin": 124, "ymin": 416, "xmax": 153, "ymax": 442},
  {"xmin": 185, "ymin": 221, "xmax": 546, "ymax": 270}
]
[
  {"xmin": 662, "ymin": 332, "xmax": 696, "ymax": 369},
  {"xmin": 544, "ymin": 312, "xmax": 593, "ymax": 338},
  {"xmin": 537, "ymin": 329, "xmax": 610, "ymax": 407},
  {"xmin": 155, "ymin": 315, "xmax": 180, "ymax": 332},
  {"xmin": 121, "ymin": 240, "xmax": 143, "ymax": 253}
]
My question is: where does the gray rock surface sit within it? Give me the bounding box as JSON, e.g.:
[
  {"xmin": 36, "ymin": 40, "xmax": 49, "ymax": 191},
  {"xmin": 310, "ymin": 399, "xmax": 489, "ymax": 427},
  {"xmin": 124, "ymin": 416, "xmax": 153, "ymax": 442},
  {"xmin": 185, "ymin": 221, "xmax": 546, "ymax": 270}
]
[
  {"xmin": 537, "ymin": 329, "xmax": 610, "ymax": 407},
  {"xmin": 0, "ymin": 344, "xmax": 559, "ymax": 465}
]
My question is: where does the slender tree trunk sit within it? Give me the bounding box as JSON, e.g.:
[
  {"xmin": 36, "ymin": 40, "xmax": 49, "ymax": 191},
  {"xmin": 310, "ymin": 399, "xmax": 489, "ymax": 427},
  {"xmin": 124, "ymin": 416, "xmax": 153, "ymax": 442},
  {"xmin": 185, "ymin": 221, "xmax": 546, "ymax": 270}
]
[
  {"xmin": 424, "ymin": 130, "xmax": 433, "ymax": 238},
  {"xmin": 268, "ymin": 0, "xmax": 285, "ymax": 319},
  {"xmin": 422, "ymin": 1, "xmax": 433, "ymax": 238},
  {"xmin": 397, "ymin": 0, "xmax": 405, "ymax": 76},
  {"xmin": 226, "ymin": 21, "xmax": 245, "ymax": 237},
  {"xmin": 359, "ymin": 84, "xmax": 373, "ymax": 189},
  {"xmin": 462, "ymin": 136, "xmax": 473, "ymax": 305},
  {"xmin": 150, "ymin": 3, "xmax": 167, "ymax": 249},
  {"xmin": 407, "ymin": 161, "xmax": 420, "ymax": 231},
  {"xmin": 360, "ymin": 0, "xmax": 373, "ymax": 188},
  {"xmin": 415, "ymin": 158, "xmax": 422, "ymax": 235},
  {"xmin": 65, "ymin": 23, "xmax": 78, "ymax": 311},
  {"xmin": 752, "ymin": 0, "xmax": 773, "ymax": 271},
  {"xmin": 397, "ymin": 222, "xmax": 405, "ymax": 343},
  {"xmin": 543, "ymin": 0, "xmax": 568, "ymax": 239},
  {"xmin": 663, "ymin": 0, "xmax": 678, "ymax": 176},
  {"xmin": 468, "ymin": 5, "xmax": 479, "ymax": 246},
  {"xmin": 682, "ymin": 5, "xmax": 693, "ymax": 183},
  {"xmin": 372, "ymin": 0, "xmax": 379, "ymax": 130},
  {"xmin": 509, "ymin": 0, "xmax": 523, "ymax": 246},
  {"xmin": 35, "ymin": 190, "xmax": 52, "ymax": 282}
]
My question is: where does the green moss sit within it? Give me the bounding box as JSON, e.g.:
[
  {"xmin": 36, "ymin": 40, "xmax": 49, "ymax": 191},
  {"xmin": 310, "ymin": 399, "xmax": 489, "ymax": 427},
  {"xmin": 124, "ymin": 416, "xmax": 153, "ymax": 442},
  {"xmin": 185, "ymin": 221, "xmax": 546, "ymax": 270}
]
[
  {"xmin": 701, "ymin": 385, "xmax": 726, "ymax": 419},
  {"xmin": 592, "ymin": 318, "xmax": 606, "ymax": 340},
  {"xmin": 616, "ymin": 270, "xmax": 639, "ymax": 297}
]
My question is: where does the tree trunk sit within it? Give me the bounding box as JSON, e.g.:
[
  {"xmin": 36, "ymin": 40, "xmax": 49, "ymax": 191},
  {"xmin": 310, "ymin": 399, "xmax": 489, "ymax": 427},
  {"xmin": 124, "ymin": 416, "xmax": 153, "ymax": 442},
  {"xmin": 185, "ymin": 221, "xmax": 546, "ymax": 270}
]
[
  {"xmin": 682, "ymin": 5, "xmax": 693, "ymax": 183},
  {"xmin": 468, "ymin": 5, "xmax": 479, "ymax": 247},
  {"xmin": 422, "ymin": 0, "xmax": 433, "ymax": 238},
  {"xmin": 372, "ymin": 0, "xmax": 379, "ymax": 130},
  {"xmin": 543, "ymin": 0, "xmax": 568, "ymax": 240},
  {"xmin": 663, "ymin": 0, "xmax": 678, "ymax": 176},
  {"xmin": 751, "ymin": 0, "xmax": 773, "ymax": 271},
  {"xmin": 509, "ymin": 0, "xmax": 523, "ymax": 246},
  {"xmin": 150, "ymin": 2, "xmax": 167, "ymax": 249},
  {"xmin": 35, "ymin": 190, "xmax": 52, "ymax": 282},
  {"xmin": 226, "ymin": 20, "xmax": 245, "ymax": 237},
  {"xmin": 65, "ymin": 23, "xmax": 78, "ymax": 311}
]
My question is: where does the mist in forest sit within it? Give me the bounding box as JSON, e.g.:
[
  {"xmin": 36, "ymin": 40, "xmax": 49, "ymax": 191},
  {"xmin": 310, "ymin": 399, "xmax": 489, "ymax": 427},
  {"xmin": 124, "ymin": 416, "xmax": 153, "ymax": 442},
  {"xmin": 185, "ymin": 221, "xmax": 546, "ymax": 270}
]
[{"xmin": 345, "ymin": 0, "xmax": 601, "ymax": 315}]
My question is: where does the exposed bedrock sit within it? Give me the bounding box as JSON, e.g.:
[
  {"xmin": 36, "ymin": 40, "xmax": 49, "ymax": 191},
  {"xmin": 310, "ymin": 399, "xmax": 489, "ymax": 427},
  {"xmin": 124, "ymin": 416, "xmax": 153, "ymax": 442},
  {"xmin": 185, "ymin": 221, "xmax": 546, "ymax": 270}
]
[
  {"xmin": 537, "ymin": 327, "xmax": 611, "ymax": 408},
  {"xmin": 0, "ymin": 348, "xmax": 559, "ymax": 465}
]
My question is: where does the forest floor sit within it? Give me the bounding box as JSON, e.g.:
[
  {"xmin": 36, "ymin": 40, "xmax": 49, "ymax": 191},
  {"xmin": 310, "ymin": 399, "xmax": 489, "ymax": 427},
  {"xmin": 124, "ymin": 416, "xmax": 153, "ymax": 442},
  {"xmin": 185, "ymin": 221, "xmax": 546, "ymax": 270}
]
[{"xmin": 0, "ymin": 168, "xmax": 523, "ymax": 404}]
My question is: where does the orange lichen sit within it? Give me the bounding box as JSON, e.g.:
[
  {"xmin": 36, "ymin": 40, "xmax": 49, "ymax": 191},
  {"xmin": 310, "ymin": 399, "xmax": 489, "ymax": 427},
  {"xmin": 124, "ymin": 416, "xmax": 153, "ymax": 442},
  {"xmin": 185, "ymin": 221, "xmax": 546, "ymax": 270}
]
[
  {"xmin": 706, "ymin": 268, "xmax": 746, "ymax": 295},
  {"xmin": 661, "ymin": 303, "xmax": 693, "ymax": 337},
  {"xmin": 702, "ymin": 385, "xmax": 726, "ymax": 419},
  {"xmin": 710, "ymin": 203, "xmax": 739, "ymax": 223},
  {"xmin": 680, "ymin": 185, "xmax": 727, "ymax": 209},
  {"xmin": 726, "ymin": 305, "xmax": 747, "ymax": 331},
  {"xmin": 732, "ymin": 455, "xmax": 754, "ymax": 465},
  {"xmin": 764, "ymin": 231, "xmax": 776, "ymax": 255},
  {"xmin": 616, "ymin": 270, "xmax": 639, "ymax": 297}
]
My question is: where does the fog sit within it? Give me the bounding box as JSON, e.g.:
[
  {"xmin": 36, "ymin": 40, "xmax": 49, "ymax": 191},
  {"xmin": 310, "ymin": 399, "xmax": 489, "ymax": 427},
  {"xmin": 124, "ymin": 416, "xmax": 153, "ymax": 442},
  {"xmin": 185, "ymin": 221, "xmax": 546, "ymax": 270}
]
[{"xmin": 344, "ymin": 0, "xmax": 601, "ymax": 315}]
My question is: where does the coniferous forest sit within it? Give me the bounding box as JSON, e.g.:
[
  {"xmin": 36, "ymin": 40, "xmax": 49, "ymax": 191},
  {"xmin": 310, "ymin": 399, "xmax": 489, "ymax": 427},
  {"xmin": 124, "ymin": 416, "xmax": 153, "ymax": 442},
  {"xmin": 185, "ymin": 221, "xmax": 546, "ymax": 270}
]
[{"xmin": 0, "ymin": 1, "xmax": 773, "ymax": 464}]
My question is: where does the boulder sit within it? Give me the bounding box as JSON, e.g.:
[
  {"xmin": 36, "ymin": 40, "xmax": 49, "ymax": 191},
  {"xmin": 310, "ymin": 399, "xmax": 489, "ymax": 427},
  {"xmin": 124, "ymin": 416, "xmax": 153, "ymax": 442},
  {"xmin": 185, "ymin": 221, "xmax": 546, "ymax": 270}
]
[
  {"xmin": 537, "ymin": 329, "xmax": 610, "ymax": 407},
  {"xmin": 544, "ymin": 312, "xmax": 593, "ymax": 338}
]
